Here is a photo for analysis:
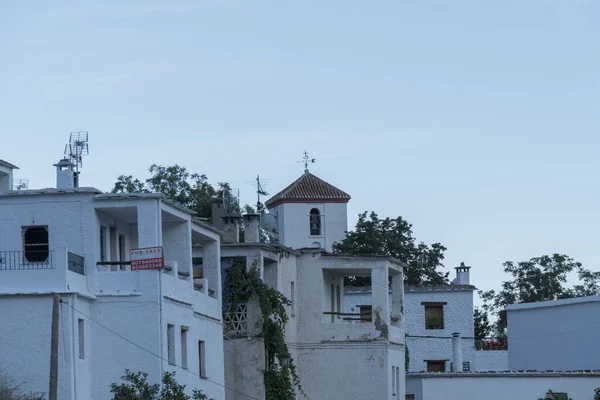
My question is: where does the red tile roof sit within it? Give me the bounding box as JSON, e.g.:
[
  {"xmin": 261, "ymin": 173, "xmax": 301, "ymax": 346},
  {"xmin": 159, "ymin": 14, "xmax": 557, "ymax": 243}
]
[{"xmin": 265, "ymin": 172, "xmax": 351, "ymax": 208}]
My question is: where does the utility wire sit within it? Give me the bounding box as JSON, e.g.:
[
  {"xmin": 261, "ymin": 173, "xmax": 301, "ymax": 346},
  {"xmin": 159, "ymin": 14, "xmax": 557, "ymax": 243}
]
[{"xmin": 59, "ymin": 299, "xmax": 259, "ymax": 400}]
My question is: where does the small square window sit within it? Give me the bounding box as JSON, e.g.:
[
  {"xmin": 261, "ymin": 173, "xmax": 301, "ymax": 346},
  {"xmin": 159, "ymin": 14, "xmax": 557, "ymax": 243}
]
[{"xmin": 426, "ymin": 360, "xmax": 446, "ymax": 372}]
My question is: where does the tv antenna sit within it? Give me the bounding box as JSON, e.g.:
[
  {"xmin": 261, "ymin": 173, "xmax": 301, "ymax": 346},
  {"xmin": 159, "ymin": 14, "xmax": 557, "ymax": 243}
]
[
  {"xmin": 247, "ymin": 175, "xmax": 269, "ymax": 212},
  {"xmin": 297, "ymin": 150, "xmax": 315, "ymax": 172},
  {"xmin": 64, "ymin": 131, "xmax": 89, "ymax": 175},
  {"xmin": 13, "ymin": 179, "xmax": 29, "ymax": 191}
]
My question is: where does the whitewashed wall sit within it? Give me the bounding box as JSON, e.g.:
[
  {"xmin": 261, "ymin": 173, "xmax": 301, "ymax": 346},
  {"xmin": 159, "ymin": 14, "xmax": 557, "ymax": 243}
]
[
  {"xmin": 474, "ymin": 350, "xmax": 508, "ymax": 371},
  {"xmin": 507, "ymin": 296, "xmax": 600, "ymax": 371},
  {"xmin": 406, "ymin": 373, "xmax": 600, "ymax": 400},
  {"xmin": 271, "ymin": 202, "xmax": 347, "ymax": 252}
]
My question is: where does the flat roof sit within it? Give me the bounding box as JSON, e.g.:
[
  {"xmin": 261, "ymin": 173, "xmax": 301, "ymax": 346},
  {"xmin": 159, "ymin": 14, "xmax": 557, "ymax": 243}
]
[
  {"xmin": 407, "ymin": 370, "xmax": 600, "ymax": 378},
  {"xmin": 0, "ymin": 187, "xmax": 102, "ymax": 197},
  {"xmin": 506, "ymin": 294, "xmax": 600, "ymax": 312},
  {"xmin": 319, "ymin": 252, "xmax": 406, "ymax": 267},
  {"xmin": 0, "ymin": 159, "xmax": 18, "ymax": 169},
  {"xmin": 94, "ymin": 192, "xmax": 195, "ymax": 215},
  {"xmin": 345, "ymin": 284, "xmax": 476, "ymax": 294}
]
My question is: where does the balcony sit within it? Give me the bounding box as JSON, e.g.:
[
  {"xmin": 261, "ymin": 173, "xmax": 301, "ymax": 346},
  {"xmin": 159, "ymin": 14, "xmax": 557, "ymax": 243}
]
[{"xmin": 0, "ymin": 248, "xmax": 87, "ymax": 294}]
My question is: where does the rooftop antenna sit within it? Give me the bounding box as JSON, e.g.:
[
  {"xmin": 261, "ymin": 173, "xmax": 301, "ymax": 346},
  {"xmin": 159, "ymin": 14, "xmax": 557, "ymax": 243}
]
[
  {"xmin": 247, "ymin": 175, "xmax": 269, "ymax": 212},
  {"xmin": 13, "ymin": 179, "xmax": 29, "ymax": 191},
  {"xmin": 297, "ymin": 150, "xmax": 315, "ymax": 173},
  {"xmin": 64, "ymin": 131, "xmax": 90, "ymax": 180}
]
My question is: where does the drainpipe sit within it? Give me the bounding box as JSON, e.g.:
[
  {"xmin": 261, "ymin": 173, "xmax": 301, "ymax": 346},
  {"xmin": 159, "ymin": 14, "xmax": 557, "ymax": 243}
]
[
  {"xmin": 70, "ymin": 294, "xmax": 78, "ymax": 400},
  {"xmin": 452, "ymin": 332, "xmax": 463, "ymax": 372}
]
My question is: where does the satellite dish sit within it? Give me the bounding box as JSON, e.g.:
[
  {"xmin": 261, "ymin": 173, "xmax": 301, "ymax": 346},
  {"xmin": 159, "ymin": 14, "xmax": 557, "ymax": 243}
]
[{"xmin": 261, "ymin": 213, "xmax": 278, "ymax": 232}]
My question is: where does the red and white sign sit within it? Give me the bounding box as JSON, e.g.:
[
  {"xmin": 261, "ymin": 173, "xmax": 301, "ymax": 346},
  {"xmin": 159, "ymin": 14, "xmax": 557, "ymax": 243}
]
[{"xmin": 130, "ymin": 246, "xmax": 164, "ymax": 270}]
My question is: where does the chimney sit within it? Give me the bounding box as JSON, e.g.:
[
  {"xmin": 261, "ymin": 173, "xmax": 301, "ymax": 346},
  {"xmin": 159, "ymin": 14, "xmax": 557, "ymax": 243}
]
[
  {"xmin": 0, "ymin": 160, "xmax": 17, "ymax": 193},
  {"xmin": 222, "ymin": 216, "xmax": 241, "ymax": 243},
  {"xmin": 453, "ymin": 262, "xmax": 471, "ymax": 285},
  {"xmin": 53, "ymin": 158, "xmax": 77, "ymax": 189},
  {"xmin": 211, "ymin": 198, "xmax": 227, "ymax": 230},
  {"xmin": 243, "ymin": 213, "xmax": 260, "ymax": 243},
  {"xmin": 452, "ymin": 333, "xmax": 463, "ymax": 372}
]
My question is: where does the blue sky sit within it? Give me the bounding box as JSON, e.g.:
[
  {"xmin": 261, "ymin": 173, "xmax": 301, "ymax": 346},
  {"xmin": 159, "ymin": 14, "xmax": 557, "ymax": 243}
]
[{"xmin": 1, "ymin": 0, "xmax": 599, "ymax": 304}]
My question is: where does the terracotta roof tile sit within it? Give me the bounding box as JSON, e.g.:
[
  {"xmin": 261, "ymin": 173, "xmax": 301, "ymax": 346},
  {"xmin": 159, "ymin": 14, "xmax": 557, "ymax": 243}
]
[{"xmin": 265, "ymin": 172, "xmax": 351, "ymax": 208}]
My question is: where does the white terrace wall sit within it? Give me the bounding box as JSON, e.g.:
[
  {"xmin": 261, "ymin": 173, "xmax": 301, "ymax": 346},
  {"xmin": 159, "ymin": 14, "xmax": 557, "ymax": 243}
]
[
  {"xmin": 406, "ymin": 373, "xmax": 600, "ymax": 400},
  {"xmin": 474, "ymin": 350, "xmax": 509, "ymax": 371}
]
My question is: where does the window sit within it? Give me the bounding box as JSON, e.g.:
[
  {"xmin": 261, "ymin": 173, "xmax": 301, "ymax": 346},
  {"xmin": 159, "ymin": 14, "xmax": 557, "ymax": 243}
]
[
  {"xmin": 167, "ymin": 324, "xmax": 175, "ymax": 365},
  {"xmin": 392, "ymin": 366, "xmax": 396, "ymax": 395},
  {"xmin": 309, "ymin": 208, "xmax": 321, "ymax": 236},
  {"xmin": 78, "ymin": 319, "xmax": 85, "ymax": 360},
  {"xmin": 358, "ymin": 305, "xmax": 373, "ymax": 322},
  {"xmin": 23, "ymin": 226, "xmax": 49, "ymax": 262},
  {"xmin": 181, "ymin": 327, "xmax": 188, "ymax": 369},
  {"xmin": 290, "ymin": 282, "xmax": 295, "ymax": 316},
  {"xmin": 423, "ymin": 302, "xmax": 446, "ymax": 330},
  {"xmin": 426, "ymin": 360, "xmax": 446, "ymax": 372},
  {"xmin": 406, "ymin": 396, "xmax": 415, "ymax": 400},
  {"xmin": 198, "ymin": 340, "xmax": 206, "ymax": 378},
  {"xmin": 100, "ymin": 226, "xmax": 107, "ymax": 262}
]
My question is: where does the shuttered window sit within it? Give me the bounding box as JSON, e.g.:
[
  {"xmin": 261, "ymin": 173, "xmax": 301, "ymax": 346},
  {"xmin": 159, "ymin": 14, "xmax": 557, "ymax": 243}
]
[
  {"xmin": 422, "ymin": 302, "xmax": 445, "ymax": 330},
  {"xmin": 426, "ymin": 360, "xmax": 446, "ymax": 372}
]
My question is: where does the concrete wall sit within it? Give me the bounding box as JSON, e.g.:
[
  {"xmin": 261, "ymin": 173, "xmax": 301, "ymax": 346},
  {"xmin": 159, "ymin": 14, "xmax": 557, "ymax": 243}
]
[
  {"xmin": 224, "ymin": 339, "xmax": 266, "ymax": 400},
  {"xmin": 507, "ymin": 296, "xmax": 600, "ymax": 371},
  {"xmin": 274, "ymin": 202, "xmax": 347, "ymax": 252},
  {"xmin": 344, "ymin": 288, "xmax": 492, "ymax": 372},
  {"xmin": 0, "ymin": 295, "xmax": 74, "ymax": 400},
  {"xmin": 406, "ymin": 373, "xmax": 600, "ymax": 400},
  {"xmin": 474, "ymin": 350, "xmax": 508, "ymax": 371},
  {"xmin": 297, "ymin": 343, "xmax": 393, "ymax": 400}
]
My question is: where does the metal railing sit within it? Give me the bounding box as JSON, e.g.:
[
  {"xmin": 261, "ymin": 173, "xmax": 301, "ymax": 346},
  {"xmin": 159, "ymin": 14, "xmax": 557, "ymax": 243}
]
[
  {"xmin": 0, "ymin": 250, "xmax": 54, "ymax": 270},
  {"xmin": 68, "ymin": 252, "xmax": 85, "ymax": 275},
  {"xmin": 322, "ymin": 311, "xmax": 371, "ymax": 322}
]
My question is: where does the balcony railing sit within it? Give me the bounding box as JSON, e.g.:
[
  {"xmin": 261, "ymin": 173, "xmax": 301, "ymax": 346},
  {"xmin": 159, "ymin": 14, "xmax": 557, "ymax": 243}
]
[
  {"xmin": 0, "ymin": 250, "xmax": 54, "ymax": 270},
  {"xmin": 323, "ymin": 311, "xmax": 369, "ymax": 322}
]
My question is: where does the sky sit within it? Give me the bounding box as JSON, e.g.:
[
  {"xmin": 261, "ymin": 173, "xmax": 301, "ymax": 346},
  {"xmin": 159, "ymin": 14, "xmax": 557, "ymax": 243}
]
[{"xmin": 1, "ymin": 0, "xmax": 599, "ymax": 306}]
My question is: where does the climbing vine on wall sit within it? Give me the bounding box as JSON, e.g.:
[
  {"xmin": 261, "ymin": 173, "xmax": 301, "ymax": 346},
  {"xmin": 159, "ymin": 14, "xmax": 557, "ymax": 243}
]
[
  {"xmin": 225, "ymin": 260, "xmax": 306, "ymax": 399},
  {"xmin": 405, "ymin": 334, "xmax": 410, "ymax": 372}
]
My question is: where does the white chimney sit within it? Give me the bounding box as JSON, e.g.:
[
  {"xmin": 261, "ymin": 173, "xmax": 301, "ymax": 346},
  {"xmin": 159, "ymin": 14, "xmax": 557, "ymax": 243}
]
[
  {"xmin": 452, "ymin": 332, "xmax": 463, "ymax": 372},
  {"xmin": 453, "ymin": 262, "xmax": 471, "ymax": 285},
  {"xmin": 53, "ymin": 158, "xmax": 77, "ymax": 189},
  {"xmin": 243, "ymin": 213, "xmax": 260, "ymax": 243},
  {"xmin": 0, "ymin": 160, "xmax": 17, "ymax": 193},
  {"xmin": 222, "ymin": 216, "xmax": 241, "ymax": 243}
]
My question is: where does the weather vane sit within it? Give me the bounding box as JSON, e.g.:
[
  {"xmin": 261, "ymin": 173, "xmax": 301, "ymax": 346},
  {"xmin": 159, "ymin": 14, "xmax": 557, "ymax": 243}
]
[{"xmin": 297, "ymin": 151, "xmax": 315, "ymax": 173}]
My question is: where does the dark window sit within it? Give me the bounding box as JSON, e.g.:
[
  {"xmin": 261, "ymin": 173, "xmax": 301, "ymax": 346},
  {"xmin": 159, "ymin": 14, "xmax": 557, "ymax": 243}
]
[
  {"xmin": 426, "ymin": 360, "xmax": 446, "ymax": 372},
  {"xmin": 118, "ymin": 234, "xmax": 126, "ymax": 263},
  {"xmin": 198, "ymin": 340, "xmax": 206, "ymax": 378},
  {"xmin": 100, "ymin": 226, "xmax": 107, "ymax": 262},
  {"xmin": 309, "ymin": 208, "xmax": 321, "ymax": 235},
  {"xmin": 23, "ymin": 226, "xmax": 49, "ymax": 262},
  {"xmin": 424, "ymin": 304, "xmax": 444, "ymax": 329},
  {"xmin": 358, "ymin": 305, "xmax": 373, "ymax": 322}
]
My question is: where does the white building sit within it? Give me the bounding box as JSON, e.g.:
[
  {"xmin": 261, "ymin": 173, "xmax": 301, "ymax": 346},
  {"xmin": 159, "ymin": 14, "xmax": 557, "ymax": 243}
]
[
  {"xmin": 264, "ymin": 170, "xmax": 350, "ymax": 252},
  {"xmin": 507, "ymin": 294, "xmax": 600, "ymax": 371},
  {"xmin": 199, "ymin": 170, "xmax": 406, "ymax": 400},
  {"xmin": 345, "ymin": 265, "xmax": 509, "ymax": 373},
  {"xmin": 406, "ymin": 371, "xmax": 600, "ymax": 400},
  {"xmin": 0, "ymin": 159, "xmax": 225, "ymax": 400}
]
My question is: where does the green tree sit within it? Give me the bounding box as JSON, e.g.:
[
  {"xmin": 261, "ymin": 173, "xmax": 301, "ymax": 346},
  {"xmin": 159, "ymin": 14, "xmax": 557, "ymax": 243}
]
[
  {"xmin": 480, "ymin": 254, "xmax": 600, "ymax": 337},
  {"xmin": 474, "ymin": 307, "xmax": 491, "ymax": 341},
  {"xmin": 112, "ymin": 164, "xmax": 238, "ymax": 219},
  {"xmin": 332, "ymin": 211, "xmax": 449, "ymax": 285},
  {"xmin": 110, "ymin": 370, "xmax": 212, "ymax": 400}
]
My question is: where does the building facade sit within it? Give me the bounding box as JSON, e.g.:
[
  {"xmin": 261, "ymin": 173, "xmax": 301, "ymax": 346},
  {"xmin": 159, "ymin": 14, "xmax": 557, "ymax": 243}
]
[
  {"xmin": 345, "ymin": 266, "xmax": 508, "ymax": 373},
  {"xmin": 200, "ymin": 170, "xmax": 406, "ymax": 400},
  {"xmin": 0, "ymin": 159, "xmax": 225, "ymax": 400}
]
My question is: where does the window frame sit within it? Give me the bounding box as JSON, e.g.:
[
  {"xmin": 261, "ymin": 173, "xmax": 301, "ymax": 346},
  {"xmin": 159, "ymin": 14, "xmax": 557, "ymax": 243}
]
[
  {"xmin": 198, "ymin": 340, "xmax": 206, "ymax": 378},
  {"xmin": 167, "ymin": 324, "xmax": 175, "ymax": 365},
  {"xmin": 181, "ymin": 326, "xmax": 189, "ymax": 369},
  {"xmin": 422, "ymin": 302, "xmax": 446, "ymax": 330},
  {"xmin": 22, "ymin": 226, "xmax": 49, "ymax": 263},
  {"xmin": 425, "ymin": 360, "xmax": 447, "ymax": 372}
]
